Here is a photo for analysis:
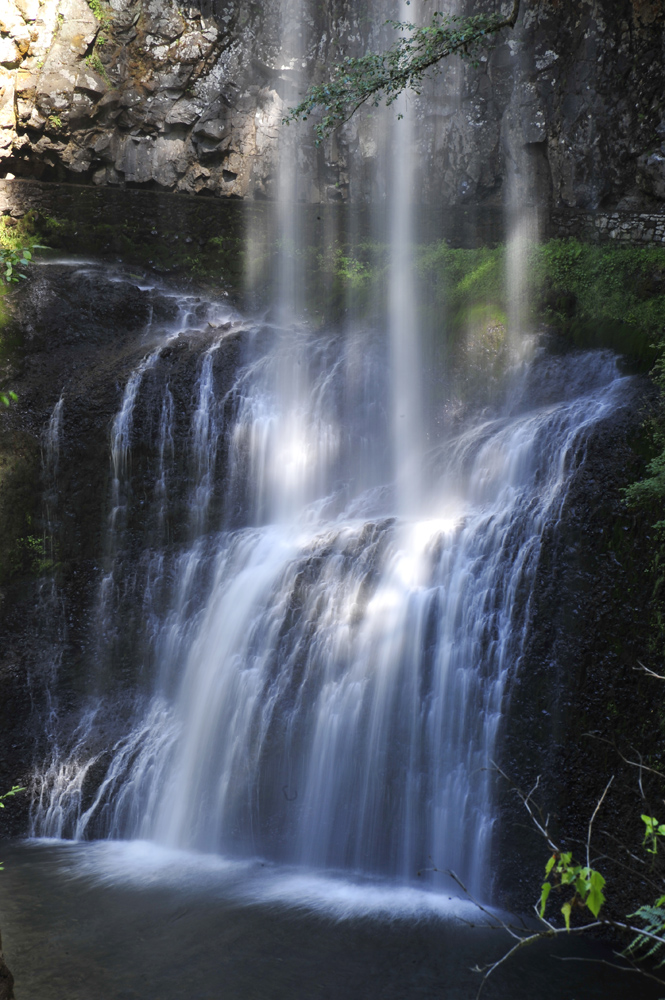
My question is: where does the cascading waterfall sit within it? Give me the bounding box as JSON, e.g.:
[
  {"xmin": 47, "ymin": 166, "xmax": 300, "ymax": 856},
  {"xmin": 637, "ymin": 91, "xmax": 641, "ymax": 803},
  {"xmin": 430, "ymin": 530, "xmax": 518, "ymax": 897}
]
[
  {"xmin": 30, "ymin": 279, "xmax": 631, "ymax": 898},
  {"xmin": 27, "ymin": 6, "xmax": 633, "ymax": 906}
]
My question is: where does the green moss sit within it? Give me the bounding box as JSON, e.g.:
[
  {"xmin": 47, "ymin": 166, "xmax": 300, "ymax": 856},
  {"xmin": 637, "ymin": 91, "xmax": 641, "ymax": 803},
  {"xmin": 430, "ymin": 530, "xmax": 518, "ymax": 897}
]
[{"xmin": 531, "ymin": 239, "xmax": 665, "ymax": 357}]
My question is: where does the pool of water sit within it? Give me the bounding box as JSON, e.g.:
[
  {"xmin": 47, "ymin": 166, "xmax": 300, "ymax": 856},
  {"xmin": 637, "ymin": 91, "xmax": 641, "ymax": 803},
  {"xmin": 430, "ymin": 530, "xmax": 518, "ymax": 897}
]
[{"xmin": 0, "ymin": 840, "xmax": 657, "ymax": 1000}]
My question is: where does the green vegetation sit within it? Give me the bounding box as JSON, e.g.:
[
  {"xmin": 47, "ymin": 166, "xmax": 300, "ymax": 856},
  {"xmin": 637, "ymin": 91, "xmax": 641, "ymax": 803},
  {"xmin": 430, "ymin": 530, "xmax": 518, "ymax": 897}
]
[
  {"xmin": 539, "ymin": 851, "xmax": 606, "ymax": 928},
  {"xmin": 0, "ymin": 213, "xmax": 45, "ymax": 291},
  {"xmin": 85, "ymin": 49, "xmax": 110, "ymax": 82},
  {"xmin": 88, "ymin": 0, "xmax": 110, "ymax": 27},
  {"xmin": 0, "ymin": 215, "xmax": 42, "ymax": 405},
  {"xmin": 0, "ymin": 786, "xmax": 24, "ymax": 810},
  {"xmin": 255, "ymin": 236, "xmax": 664, "ymax": 356},
  {"xmin": 84, "ymin": 0, "xmax": 112, "ymax": 81},
  {"xmin": 0, "ymin": 246, "xmax": 33, "ymax": 285},
  {"xmin": 469, "ymin": 775, "xmax": 665, "ymax": 993},
  {"xmin": 19, "ymin": 533, "xmax": 55, "ymax": 576},
  {"xmin": 0, "ymin": 786, "xmax": 24, "ymax": 870},
  {"xmin": 285, "ymin": 0, "xmax": 520, "ymax": 141}
]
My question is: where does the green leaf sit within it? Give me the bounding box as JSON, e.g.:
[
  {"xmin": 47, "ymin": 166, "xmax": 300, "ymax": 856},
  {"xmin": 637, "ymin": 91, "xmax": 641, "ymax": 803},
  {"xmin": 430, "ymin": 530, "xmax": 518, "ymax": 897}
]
[
  {"xmin": 539, "ymin": 881, "xmax": 551, "ymax": 918},
  {"xmin": 586, "ymin": 870, "xmax": 606, "ymax": 918},
  {"xmin": 545, "ymin": 855, "xmax": 556, "ymax": 876},
  {"xmin": 574, "ymin": 875, "xmax": 589, "ymax": 898},
  {"xmin": 561, "ymin": 901, "xmax": 572, "ymax": 931}
]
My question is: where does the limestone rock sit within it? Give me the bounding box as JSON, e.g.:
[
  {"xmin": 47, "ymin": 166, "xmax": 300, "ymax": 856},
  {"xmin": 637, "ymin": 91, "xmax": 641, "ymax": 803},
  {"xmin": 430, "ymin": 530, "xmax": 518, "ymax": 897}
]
[
  {"xmin": 0, "ymin": 0, "xmax": 22, "ymax": 34},
  {"xmin": 16, "ymin": 0, "xmax": 39, "ymax": 20},
  {"xmin": 0, "ymin": 0, "xmax": 661, "ymax": 212},
  {"xmin": 0, "ymin": 38, "xmax": 20, "ymax": 68}
]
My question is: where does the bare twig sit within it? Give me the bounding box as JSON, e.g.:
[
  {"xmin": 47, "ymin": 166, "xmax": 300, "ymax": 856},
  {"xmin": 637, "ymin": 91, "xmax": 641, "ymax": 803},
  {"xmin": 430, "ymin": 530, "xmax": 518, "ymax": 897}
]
[
  {"xmin": 635, "ymin": 661, "xmax": 665, "ymax": 681},
  {"xmin": 492, "ymin": 762, "xmax": 559, "ymax": 852},
  {"xmin": 555, "ymin": 955, "xmax": 665, "ymax": 987},
  {"xmin": 444, "ymin": 870, "xmax": 523, "ymax": 941},
  {"xmin": 584, "ymin": 733, "xmax": 665, "ymax": 782},
  {"xmin": 588, "ymin": 776, "xmax": 614, "ymax": 871}
]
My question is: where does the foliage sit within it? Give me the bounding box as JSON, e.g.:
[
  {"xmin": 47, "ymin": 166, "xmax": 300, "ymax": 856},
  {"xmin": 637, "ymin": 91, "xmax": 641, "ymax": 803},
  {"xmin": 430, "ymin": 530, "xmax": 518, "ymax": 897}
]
[
  {"xmin": 0, "ymin": 213, "xmax": 47, "ymax": 273},
  {"xmin": 467, "ymin": 771, "xmax": 665, "ymax": 995},
  {"xmin": 308, "ymin": 237, "xmax": 665, "ymax": 347},
  {"xmin": 0, "ymin": 218, "xmax": 44, "ymax": 407},
  {"xmin": 0, "ymin": 786, "xmax": 24, "ymax": 809},
  {"xmin": 22, "ymin": 534, "xmax": 54, "ymax": 575},
  {"xmin": 625, "ymin": 898, "xmax": 665, "ymax": 966},
  {"xmin": 0, "ymin": 214, "xmax": 45, "ymax": 292},
  {"xmin": 642, "ymin": 813, "xmax": 665, "ymax": 854},
  {"xmin": 0, "ymin": 786, "xmax": 25, "ymax": 871},
  {"xmin": 530, "ymin": 239, "xmax": 665, "ymax": 344},
  {"xmin": 0, "ymin": 246, "xmax": 33, "ymax": 285},
  {"xmin": 539, "ymin": 852, "xmax": 606, "ymax": 928},
  {"xmin": 86, "ymin": 50, "xmax": 110, "ymax": 82},
  {"xmin": 88, "ymin": 0, "xmax": 110, "ymax": 26},
  {"xmin": 85, "ymin": 0, "xmax": 112, "ymax": 79},
  {"xmin": 624, "ymin": 352, "xmax": 665, "ymax": 531},
  {"xmin": 284, "ymin": 1, "xmax": 520, "ymax": 141}
]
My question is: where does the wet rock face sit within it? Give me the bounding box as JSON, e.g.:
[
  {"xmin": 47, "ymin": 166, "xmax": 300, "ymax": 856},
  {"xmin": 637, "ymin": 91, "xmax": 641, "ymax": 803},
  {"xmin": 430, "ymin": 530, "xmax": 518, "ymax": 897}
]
[
  {"xmin": 0, "ymin": 936, "xmax": 13, "ymax": 1000},
  {"xmin": 0, "ymin": 0, "xmax": 663, "ymax": 211}
]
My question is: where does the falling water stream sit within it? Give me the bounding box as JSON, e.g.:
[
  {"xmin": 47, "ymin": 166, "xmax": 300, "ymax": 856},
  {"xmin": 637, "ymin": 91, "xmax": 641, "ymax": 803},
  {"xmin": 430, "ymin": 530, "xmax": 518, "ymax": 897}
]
[
  {"xmin": 30, "ymin": 291, "xmax": 630, "ymax": 896},
  {"xmin": 5, "ymin": 5, "xmax": 649, "ymax": 998},
  {"xmin": 16, "ymin": 285, "xmax": 638, "ymax": 997}
]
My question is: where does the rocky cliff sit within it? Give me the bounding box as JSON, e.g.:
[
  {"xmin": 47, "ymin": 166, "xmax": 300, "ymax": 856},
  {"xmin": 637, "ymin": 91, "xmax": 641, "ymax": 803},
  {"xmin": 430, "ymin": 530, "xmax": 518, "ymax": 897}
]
[{"xmin": 0, "ymin": 0, "xmax": 663, "ymax": 212}]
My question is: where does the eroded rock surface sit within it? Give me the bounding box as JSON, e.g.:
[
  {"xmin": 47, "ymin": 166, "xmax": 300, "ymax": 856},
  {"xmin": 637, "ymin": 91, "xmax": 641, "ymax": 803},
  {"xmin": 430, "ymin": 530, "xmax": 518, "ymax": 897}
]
[
  {"xmin": 0, "ymin": 0, "xmax": 661, "ymax": 210},
  {"xmin": 0, "ymin": 934, "xmax": 13, "ymax": 1000}
]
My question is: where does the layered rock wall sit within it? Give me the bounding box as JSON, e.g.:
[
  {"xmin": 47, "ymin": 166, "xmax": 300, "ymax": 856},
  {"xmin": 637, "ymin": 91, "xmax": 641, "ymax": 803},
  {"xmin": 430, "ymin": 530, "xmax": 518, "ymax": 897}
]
[{"xmin": 0, "ymin": 1, "xmax": 663, "ymax": 212}]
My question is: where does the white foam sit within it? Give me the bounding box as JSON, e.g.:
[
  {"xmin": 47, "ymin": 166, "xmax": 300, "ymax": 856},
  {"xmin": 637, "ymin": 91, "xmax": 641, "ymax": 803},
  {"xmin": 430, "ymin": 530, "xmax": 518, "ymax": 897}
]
[{"xmin": 28, "ymin": 839, "xmax": 486, "ymax": 924}]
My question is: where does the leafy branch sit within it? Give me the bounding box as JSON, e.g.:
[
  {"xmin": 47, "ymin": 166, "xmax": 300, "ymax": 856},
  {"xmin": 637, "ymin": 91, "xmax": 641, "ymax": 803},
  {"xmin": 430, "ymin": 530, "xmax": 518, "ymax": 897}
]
[
  {"xmin": 0, "ymin": 786, "xmax": 25, "ymax": 808},
  {"xmin": 438, "ymin": 766, "xmax": 665, "ymax": 997},
  {"xmin": 0, "ymin": 786, "xmax": 25, "ymax": 871},
  {"xmin": 0, "ymin": 246, "xmax": 33, "ymax": 284},
  {"xmin": 283, "ymin": 0, "xmax": 521, "ymax": 141}
]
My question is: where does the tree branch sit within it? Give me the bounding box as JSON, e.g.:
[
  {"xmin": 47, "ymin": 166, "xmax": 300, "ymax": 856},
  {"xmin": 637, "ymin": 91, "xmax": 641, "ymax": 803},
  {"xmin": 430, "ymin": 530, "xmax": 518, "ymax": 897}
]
[
  {"xmin": 588, "ymin": 776, "xmax": 614, "ymax": 871},
  {"xmin": 284, "ymin": 0, "xmax": 522, "ymax": 140}
]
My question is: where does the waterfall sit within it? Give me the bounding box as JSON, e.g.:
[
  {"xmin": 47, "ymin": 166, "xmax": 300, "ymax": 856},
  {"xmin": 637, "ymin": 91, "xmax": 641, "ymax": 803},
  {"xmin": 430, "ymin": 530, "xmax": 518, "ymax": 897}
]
[
  {"xmin": 26, "ymin": 5, "xmax": 633, "ymax": 906},
  {"xmin": 30, "ymin": 285, "xmax": 631, "ymax": 898},
  {"xmin": 388, "ymin": 2, "xmax": 426, "ymax": 517}
]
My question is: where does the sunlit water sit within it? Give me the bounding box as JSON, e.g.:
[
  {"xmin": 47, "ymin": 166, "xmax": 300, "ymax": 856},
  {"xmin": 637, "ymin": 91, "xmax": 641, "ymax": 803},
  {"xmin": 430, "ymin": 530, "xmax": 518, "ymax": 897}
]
[
  {"xmin": 10, "ymin": 5, "xmax": 644, "ymax": 996},
  {"xmin": 29, "ymin": 272, "xmax": 631, "ymax": 907}
]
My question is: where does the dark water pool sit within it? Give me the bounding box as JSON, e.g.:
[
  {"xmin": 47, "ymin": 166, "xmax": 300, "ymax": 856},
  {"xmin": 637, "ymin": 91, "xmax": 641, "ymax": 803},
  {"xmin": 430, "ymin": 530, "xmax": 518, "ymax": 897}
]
[{"xmin": 0, "ymin": 841, "xmax": 658, "ymax": 1000}]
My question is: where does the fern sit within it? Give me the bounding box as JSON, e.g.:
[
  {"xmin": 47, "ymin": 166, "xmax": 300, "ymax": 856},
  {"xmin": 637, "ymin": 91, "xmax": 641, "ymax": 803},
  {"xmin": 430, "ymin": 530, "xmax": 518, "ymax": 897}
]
[{"xmin": 624, "ymin": 897, "xmax": 665, "ymax": 965}]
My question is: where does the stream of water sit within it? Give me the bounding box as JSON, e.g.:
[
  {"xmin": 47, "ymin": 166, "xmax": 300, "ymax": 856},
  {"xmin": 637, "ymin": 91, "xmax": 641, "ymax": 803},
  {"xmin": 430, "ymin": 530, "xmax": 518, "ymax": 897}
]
[
  {"xmin": 30, "ymin": 284, "xmax": 630, "ymax": 903},
  {"xmin": 10, "ymin": 4, "xmax": 648, "ymax": 997}
]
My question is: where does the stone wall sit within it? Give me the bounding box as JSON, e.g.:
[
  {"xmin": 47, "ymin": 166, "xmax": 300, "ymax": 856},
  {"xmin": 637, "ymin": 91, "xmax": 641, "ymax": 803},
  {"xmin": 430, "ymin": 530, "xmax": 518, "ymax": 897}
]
[
  {"xmin": 552, "ymin": 210, "xmax": 665, "ymax": 245},
  {"xmin": 0, "ymin": 0, "xmax": 663, "ymax": 214},
  {"xmin": 0, "ymin": 178, "xmax": 661, "ymax": 254}
]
